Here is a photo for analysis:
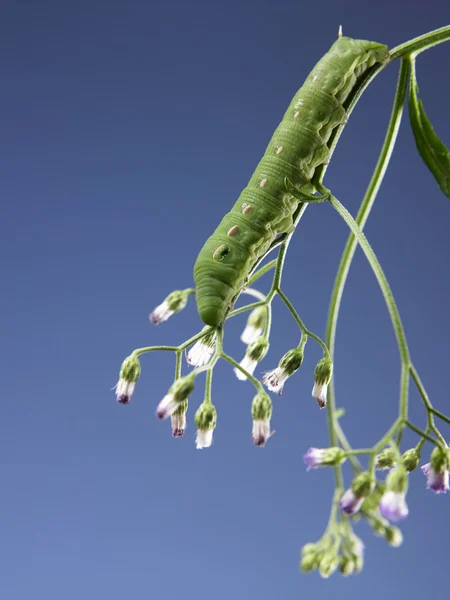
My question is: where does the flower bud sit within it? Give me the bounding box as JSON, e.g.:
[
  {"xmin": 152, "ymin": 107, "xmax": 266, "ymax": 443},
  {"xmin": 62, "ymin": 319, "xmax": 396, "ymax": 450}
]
[
  {"xmin": 194, "ymin": 402, "xmax": 217, "ymax": 449},
  {"xmin": 385, "ymin": 526, "xmax": 403, "ymax": 547},
  {"xmin": 149, "ymin": 289, "xmax": 191, "ymax": 325},
  {"xmin": 421, "ymin": 445, "xmax": 450, "ymax": 494},
  {"xmin": 300, "ymin": 547, "xmax": 320, "ymax": 573},
  {"xmin": 235, "ymin": 338, "xmax": 269, "ymax": 381},
  {"xmin": 156, "ymin": 374, "xmax": 195, "ymax": 420},
  {"xmin": 115, "ymin": 354, "xmax": 141, "ymax": 404},
  {"xmin": 171, "ymin": 400, "xmax": 188, "ymax": 437},
  {"xmin": 339, "ymin": 472, "xmax": 374, "ymax": 515},
  {"xmin": 401, "ymin": 448, "xmax": 420, "ymax": 472},
  {"xmin": 375, "ymin": 448, "xmax": 397, "ymax": 470},
  {"xmin": 262, "ymin": 347, "xmax": 304, "ymax": 395},
  {"xmin": 241, "ymin": 306, "xmax": 267, "ymax": 344},
  {"xmin": 379, "ymin": 465, "xmax": 409, "ymax": 522},
  {"xmin": 251, "ymin": 392, "xmax": 273, "ymax": 447},
  {"xmin": 311, "ymin": 357, "xmax": 333, "ymax": 409},
  {"xmin": 339, "ymin": 555, "xmax": 355, "ymax": 576},
  {"xmin": 319, "ymin": 551, "xmax": 339, "ymax": 579},
  {"xmin": 303, "ymin": 447, "xmax": 346, "ymax": 471}
]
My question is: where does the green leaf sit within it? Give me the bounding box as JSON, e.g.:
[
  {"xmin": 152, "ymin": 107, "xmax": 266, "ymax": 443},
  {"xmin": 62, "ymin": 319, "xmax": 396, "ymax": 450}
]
[{"xmin": 408, "ymin": 70, "xmax": 450, "ymax": 198}]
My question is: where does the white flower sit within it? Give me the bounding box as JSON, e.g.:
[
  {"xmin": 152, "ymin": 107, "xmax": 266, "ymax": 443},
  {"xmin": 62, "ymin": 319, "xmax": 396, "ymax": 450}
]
[
  {"xmin": 235, "ymin": 355, "xmax": 257, "ymax": 381},
  {"xmin": 421, "ymin": 462, "xmax": 450, "ymax": 494},
  {"xmin": 155, "ymin": 394, "xmax": 179, "ymax": 420},
  {"xmin": 312, "ymin": 381, "xmax": 328, "ymax": 409},
  {"xmin": 379, "ymin": 491, "xmax": 409, "ymax": 522},
  {"xmin": 241, "ymin": 324, "xmax": 263, "ymax": 345},
  {"xmin": 171, "ymin": 412, "xmax": 187, "ymax": 437},
  {"xmin": 187, "ymin": 340, "xmax": 215, "ymax": 367},
  {"xmin": 149, "ymin": 300, "xmax": 174, "ymax": 325},
  {"xmin": 115, "ymin": 379, "xmax": 136, "ymax": 404},
  {"xmin": 262, "ymin": 367, "xmax": 289, "ymax": 395},
  {"xmin": 196, "ymin": 428, "xmax": 214, "ymax": 449},
  {"xmin": 252, "ymin": 418, "xmax": 272, "ymax": 447}
]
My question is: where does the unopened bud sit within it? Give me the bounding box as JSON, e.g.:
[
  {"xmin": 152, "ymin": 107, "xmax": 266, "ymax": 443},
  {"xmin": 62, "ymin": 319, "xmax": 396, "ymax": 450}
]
[
  {"xmin": 235, "ymin": 338, "xmax": 269, "ymax": 381},
  {"xmin": 401, "ymin": 448, "xmax": 420, "ymax": 472},
  {"xmin": 241, "ymin": 307, "xmax": 267, "ymax": 344},
  {"xmin": 375, "ymin": 448, "xmax": 397, "ymax": 470},
  {"xmin": 195, "ymin": 402, "xmax": 217, "ymax": 449},
  {"xmin": 319, "ymin": 551, "xmax": 339, "ymax": 579},
  {"xmin": 171, "ymin": 400, "xmax": 188, "ymax": 437},
  {"xmin": 385, "ymin": 526, "xmax": 403, "ymax": 547},
  {"xmin": 149, "ymin": 289, "xmax": 191, "ymax": 325},
  {"xmin": 115, "ymin": 354, "xmax": 141, "ymax": 404},
  {"xmin": 156, "ymin": 374, "xmax": 195, "ymax": 420},
  {"xmin": 251, "ymin": 392, "xmax": 273, "ymax": 447},
  {"xmin": 312, "ymin": 357, "xmax": 333, "ymax": 409}
]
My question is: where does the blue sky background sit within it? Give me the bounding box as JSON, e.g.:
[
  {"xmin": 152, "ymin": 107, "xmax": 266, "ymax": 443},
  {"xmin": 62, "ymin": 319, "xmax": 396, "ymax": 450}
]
[{"xmin": 1, "ymin": 1, "xmax": 450, "ymax": 598}]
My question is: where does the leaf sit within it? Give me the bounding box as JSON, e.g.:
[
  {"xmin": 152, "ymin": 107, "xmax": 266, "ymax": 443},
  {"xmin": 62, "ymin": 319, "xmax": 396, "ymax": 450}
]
[{"xmin": 408, "ymin": 74, "xmax": 450, "ymax": 198}]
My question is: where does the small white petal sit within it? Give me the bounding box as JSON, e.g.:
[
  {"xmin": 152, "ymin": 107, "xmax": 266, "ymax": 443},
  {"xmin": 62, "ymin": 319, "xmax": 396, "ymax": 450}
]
[
  {"xmin": 234, "ymin": 356, "xmax": 257, "ymax": 381},
  {"xmin": 262, "ymin": 367, "xmax": 289, "ymax": 394},
  {"xmin": 312, "ymin": 382, "xmax": 328, "ymax": 408},
  {"xmin": 156, "ymin": 393, "xmax": 179, "ymax": 419},
  {"xmin": 240, "ymin": 325, "xmax": 263, "ymax": 345},
  {"xmin": 116, "ymin": 379, "xmax": 135, "ymax": 404},
  {"xmin": 171, "ymin": 412, "xmax": 187, "ymax": 437},
  {"xmin": 149, "ymin": 301, "xmax": 174, "ymax": 325},
  {"xmin": 252, "ymin": 418, "xmax": 272, "ymax": 447},
  {"xmin": 187, "ymin": 341, "xmax": 215, "ymax": 367},
  {"xmin": 196, "ymin": 428, "xmax": 214, "ymax": 449}
]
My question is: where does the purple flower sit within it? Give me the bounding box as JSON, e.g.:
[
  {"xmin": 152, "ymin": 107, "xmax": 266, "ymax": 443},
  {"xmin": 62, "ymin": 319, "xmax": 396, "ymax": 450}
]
[
  {"xmin": 379, "ymin": 491, "xmax": 409, "ymax": 522},
  {"xmin": 303, "ymin": 448, "xmax": 327, "ymax": 470},
  {"xmin": 339, "ymin": 489, "xmax": 364, "ymax": 515},
  {"xmin": 421, "ymin": 463, "xmax": 450, "ymax": 494}
]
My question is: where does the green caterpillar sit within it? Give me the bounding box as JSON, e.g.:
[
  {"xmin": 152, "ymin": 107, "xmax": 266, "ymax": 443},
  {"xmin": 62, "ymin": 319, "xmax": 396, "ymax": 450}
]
[{"xmin": 193, "ymin": 35, "xmax": 389, "ymax": 327}]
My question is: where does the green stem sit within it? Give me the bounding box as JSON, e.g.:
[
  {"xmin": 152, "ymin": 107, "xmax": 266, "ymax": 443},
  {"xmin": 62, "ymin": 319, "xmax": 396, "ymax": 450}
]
[
  {"xmin": 326, "ymin": 193, "xmax": 410, "ymax": 366},
  {"xmin": 405, "ymin": 421, "xmax": 444, "ymax": 448},
  {"xmin": 247, "ymin": 259, "xmax": 277, "ymax": 287},
  {"xmin": 133, "ymin": 345, "xmax": 179, "ymax": 356},
  {"xmin": 390, "ymin": 25, "xmax": 450, "ymax": 60},
  {"xmin": 220, "ymin": 351, "xmax": 265, "ymax": 393}
]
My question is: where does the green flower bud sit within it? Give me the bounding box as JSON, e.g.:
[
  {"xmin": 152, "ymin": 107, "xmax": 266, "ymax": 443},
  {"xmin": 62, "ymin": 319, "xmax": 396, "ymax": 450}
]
[
  {"xmin": 247, "ymin": 338, "xmax": 269, "ymax": 361},
  {"xmin": 240, "ymin": 307, "xmax": 267, "ymax": 344},
  {"xmin": 339, "ymin": 555, "xmax": 355, "ymax": 576},
  {"xmin": 401, "ymin": 448, "xmax": 420, "ymax": 472},
  {"xmin": 430, "ymin": 446, "xmax": 448, "ymax": 474},
  {"xmin": 116, "ymin": 354, "xmax": 141, "ymax": 404},
  {"xmin": 279, "ymin": 347, "xmax": 304, "ymax": 375},
  {"xmin": 303, "ymin": 447, "xmax": 347, "ymax": 470},
  {"xmin": 369, "ymin": 517, "xmax": 388, "ymax": 537},
  {"xmin": 319, "ymin": 551, "xmax": 339, "ymax": 579},
  {"xmin": 312, "ymin": 357, "xmax": 333, "ymax": 409},
  {"xmin": 361, "ymin": 482, "xmax": 386, "ymax": 513},
  {"xmin": 351, "ymin": 471, "xmax": 375, "ymax": 498},
  {"xmin": 235, "ymin": 338, "xmax": 269, "ymax": 382},
  {"xmin": 171, "ymin": 400, "xmax": 188, "ymax": 438},
  {"xmin": 156, "ymin": 374, "xmax": 195, "ymax": 420},
  {"xmin": 195, "ymin": 402, "xmax": 217, "ymax": 449},
  {"xmin": 301, "ymin": 543, "xmax": 318, "ymax": 558},
  {"xmin": 375, "ymin": 448, "xmax": 397, "ymax": 470},
  {"xmin": 251, "ymin": 392, "xmax": 273, "ymax": 447},
  {"xmin": 385, "ymin": 465, "xmax": 408, "ymax": 494},
  {"xmin": 385, "ymin": 526, "xmax": 403, "ymax": 547},
  {"xmin": 149, "ymin": 289, "xmax": 191, "ymax": 324},
  {"xmin": 300, "ymin": 550, "xmax": 320, "ymax": 573}
]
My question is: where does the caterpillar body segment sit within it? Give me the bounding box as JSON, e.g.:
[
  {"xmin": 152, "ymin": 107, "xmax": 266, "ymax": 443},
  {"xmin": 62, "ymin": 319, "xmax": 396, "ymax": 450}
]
[{"xmin": 193, "ymin": 36, "xmax": 389, "ymax": 327}]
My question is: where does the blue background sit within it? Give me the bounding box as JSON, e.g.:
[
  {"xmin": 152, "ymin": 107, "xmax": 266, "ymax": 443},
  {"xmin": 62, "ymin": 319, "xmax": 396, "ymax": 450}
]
[{"xmin": 1, "ymin": 0, "xmax": 449, "ymax": 598}]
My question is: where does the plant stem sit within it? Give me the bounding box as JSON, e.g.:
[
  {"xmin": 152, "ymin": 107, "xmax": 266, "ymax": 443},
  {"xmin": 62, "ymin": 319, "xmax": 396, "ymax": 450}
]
[{"xmin": 390, "ymin": 25, "xmax": 450, "ymax": 59}]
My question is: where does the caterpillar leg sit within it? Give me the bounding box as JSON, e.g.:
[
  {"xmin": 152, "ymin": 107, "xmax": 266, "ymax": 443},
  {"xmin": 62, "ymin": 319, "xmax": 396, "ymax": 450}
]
[{"xmin": 284, "ymin": 178, "xmax": 330, "ymax": 203}]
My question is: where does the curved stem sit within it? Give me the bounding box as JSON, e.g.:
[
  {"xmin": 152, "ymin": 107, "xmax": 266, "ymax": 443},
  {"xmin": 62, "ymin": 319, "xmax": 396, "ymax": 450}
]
[{"xmin": 390, "ymin": 25, "xmax": 450, "ymax": 60}]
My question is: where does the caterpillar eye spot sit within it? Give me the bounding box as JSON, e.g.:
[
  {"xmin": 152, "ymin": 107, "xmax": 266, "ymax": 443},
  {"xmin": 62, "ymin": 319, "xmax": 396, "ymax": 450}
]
[
  {"xmin": 227, "ymin": 226, "xmax": 240, "ymax": 237},
  {"xmin": 242, "ymin": 203, "xmax": 252, "ymax": 215},
  {"xmin": 213, "ymin": 245, "xmax": 231, "ymax": 261}
]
